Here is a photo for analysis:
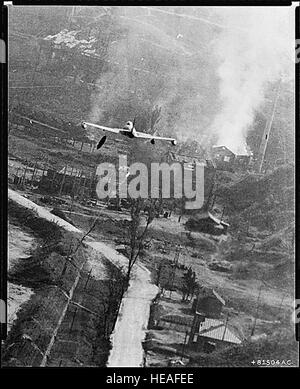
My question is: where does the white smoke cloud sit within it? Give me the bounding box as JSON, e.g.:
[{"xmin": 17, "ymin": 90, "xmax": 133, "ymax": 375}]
[
  {"xmin": 211, "ymin": 7, "xmax": 294, "ymax": 154},
  {"xmin": 87, "ymin": 6, "xmax": 294, "ymax": 154}
]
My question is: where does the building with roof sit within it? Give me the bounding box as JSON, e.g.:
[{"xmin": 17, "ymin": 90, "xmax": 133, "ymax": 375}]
[
  {"xmin": 158, "ymin": 314, "xmax": 193, "ymax": 333},
  {"xmin": 211, "ymin": 145, "xmax": 252, "ymax": 172},
  {"xmin": 185, "ymin": 210, "xmax": 229, "ymax": 235},
  {"xmin": 190, "ymin": 317, "xmax": 241, "ymax": 353},
  {"xmin": 234, "ymin": 154, "xmax": 253, "ymax": 170},
  {"xmin": 166, "ymin": 151, "xmax": 209, "ymax": 172},
  {"xmin": 188, "ymin": 288, "xmax": 226, "ymax": 350},
  {"xmin": 212, "ymin": 145, "xmax": 235, "ymax": 171}
]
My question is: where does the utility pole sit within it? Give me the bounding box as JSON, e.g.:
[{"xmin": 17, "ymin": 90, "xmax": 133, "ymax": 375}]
[
  {"xmin": 256, "ymin": 80, "xmax": 281, "ymax": 174},
  {"xmin": 181, "ymin": 330, "xmax": 189, "ymax": 360},
  {"xmin": 221, "ymin": 313, "xmax": 229, "ymax": 341},
  {"xmin": 69, "ymin": 307, "xmax": 78, "ymax": 332},
  {"xmin": 84, "ymin": 268, "xmax": 93, "ymax": 290}
]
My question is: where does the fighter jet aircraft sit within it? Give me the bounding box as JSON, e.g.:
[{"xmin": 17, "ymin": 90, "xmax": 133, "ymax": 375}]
[{"xmin": 81, "ymin": 120, "xmax": 177, "ymax": 149}]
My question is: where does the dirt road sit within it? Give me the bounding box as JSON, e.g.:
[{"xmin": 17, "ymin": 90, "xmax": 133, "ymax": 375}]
[
  {"xmin": 90, "ymin": 240, "xmax": 158, "ymax": 367},
  {"xmin": 107, "ymin": 263, "xmax": 158, "ymax": 367},
  {"xmin": 8, "ymin": 189, "xmax": 158, "ymax": 367}
]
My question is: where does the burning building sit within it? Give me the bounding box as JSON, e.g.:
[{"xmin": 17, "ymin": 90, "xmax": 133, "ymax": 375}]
[{"xmin": 211, "ymin": 145, "xmax": 253, "ymax": 172}]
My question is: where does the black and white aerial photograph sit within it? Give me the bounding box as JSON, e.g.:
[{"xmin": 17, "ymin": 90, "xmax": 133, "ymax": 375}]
[{"xmin": 3, "ymin": 5, "xmax": 299, "ymax": 368}]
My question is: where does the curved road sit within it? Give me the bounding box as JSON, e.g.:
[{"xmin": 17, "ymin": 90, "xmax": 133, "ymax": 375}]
[{"xmin": 8, "ymin": 189, "xmax": 158, "ymax": 367}]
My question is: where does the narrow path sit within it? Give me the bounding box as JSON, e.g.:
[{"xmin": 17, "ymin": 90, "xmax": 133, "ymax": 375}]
[{"xmin": 8, "ymin": 189, "xmax": 158, "ymax": 367}]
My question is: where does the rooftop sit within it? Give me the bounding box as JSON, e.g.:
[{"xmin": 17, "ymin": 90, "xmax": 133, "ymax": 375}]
[
  {"xmin": 58, "ymin": 166, "xmax": 87, "ymax": 178},
  {"xmin": 212, "ymin": 144, "xmax": 252, "ymax": 157},
  {"xmin": 195, "ymin": 211, "xmax": 229, "ymax": 227},
  {"xmin": 197, "ymin": 318, "xmax": 241, "ymax": 344},
  {"xmin": 160, "ymin": 314, "xmax": 193, "ymax": 327},
  {"xmin": 212, "ymin": 145, "xmax": 235, "ymax": 155}
]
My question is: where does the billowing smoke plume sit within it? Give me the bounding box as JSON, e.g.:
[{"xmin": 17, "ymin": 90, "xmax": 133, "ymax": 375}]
[
  {"xmin": 88, "ymin": 7, "xmax": 294, "ymax": 154},
  {"xmin": 210, "ymin": 7, "xmax": 294, "ymax": 154},
  {"xmin": 88, "ymin": 7, "xmax": 220, "ymax": 146}
]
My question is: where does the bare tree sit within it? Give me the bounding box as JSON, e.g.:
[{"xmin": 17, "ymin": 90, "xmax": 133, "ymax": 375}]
[
  {"xmin": 181, "ymin": 267, "xmax": 198, "ymax": 302},
  {"xmin": 99, "ymin": 265, "xmax": 127, "ymax": 338},
  {"xmin": 126, "ymin": 198, "xmax": 157, "ymax": 281}
]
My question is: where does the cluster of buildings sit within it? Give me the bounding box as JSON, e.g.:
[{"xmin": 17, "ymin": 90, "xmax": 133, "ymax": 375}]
[
  {"xmin": 167, "ymin": 145, "xmax": 253, "ymax": 175},
  {"xmin": 156, "ymin": 287, "xmax": 241, "ymax": 356},
  {"xmin": 189, "ymin": 288, "xmax": 241, "ymax": 352}
]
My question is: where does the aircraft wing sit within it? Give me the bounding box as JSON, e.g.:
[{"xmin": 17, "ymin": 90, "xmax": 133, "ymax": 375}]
[
  {"xmin": 135, "ymin": 131, "xmax": 177, "ymax": 143},
  {"xmin": 82, "ymin": 121, "xmax": 128, "ymax": 134}
]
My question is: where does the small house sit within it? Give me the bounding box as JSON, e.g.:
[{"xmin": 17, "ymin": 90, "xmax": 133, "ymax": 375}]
[
  {"xmin": 190, "ymin": 317, "xmax": 241, "ymax": 352},
  {"xmin": 212, "ymin": 145, "xmax": 236, "ymax": 171},
  {"xmin": 212, "ymin": 145, "xmax": 253, "ymax": 172},
  {"xmin": 185, "ymin": 210, "xmax": 229, "ymax": 236},
  {"xmin": 169, "ymin": 152, "xmax": 207, "ymax": 169}
]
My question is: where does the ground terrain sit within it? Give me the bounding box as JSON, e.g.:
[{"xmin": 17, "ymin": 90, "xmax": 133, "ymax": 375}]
[
  {"xmin": 6, "ymin": 74, "xmax": 297, "ymax": 367},
  {"xmin": 5, "ymin": 194, "xmax": 125, "ymax": 367}
]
